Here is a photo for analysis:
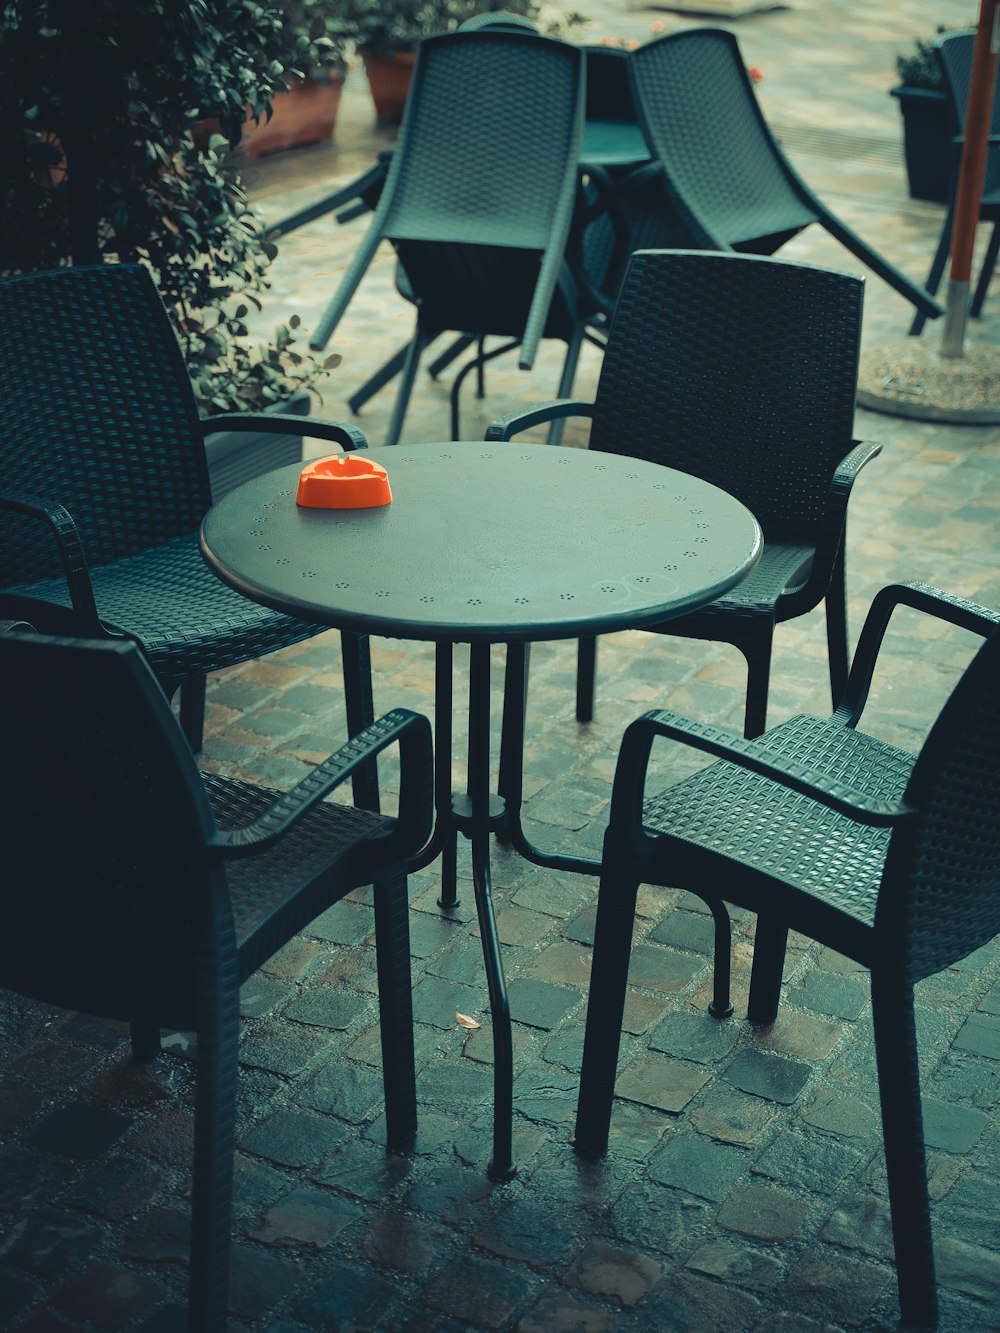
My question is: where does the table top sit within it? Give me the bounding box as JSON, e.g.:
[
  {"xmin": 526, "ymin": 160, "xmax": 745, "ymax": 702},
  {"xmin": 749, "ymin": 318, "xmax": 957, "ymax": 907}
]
[
  {"xmin": 581, "ymin": 119, "xmax": 650, "ymax": 170},
  {"xmin": 201, "ymin": 443, "xmax": 761, "ymax": 645}
]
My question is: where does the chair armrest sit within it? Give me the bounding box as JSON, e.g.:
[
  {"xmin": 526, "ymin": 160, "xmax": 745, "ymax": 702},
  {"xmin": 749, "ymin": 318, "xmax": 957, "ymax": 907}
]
[
  {"xmin": 777, "ymin": 438, "xmax": 882, "ymax": 618},
  {"xmin": 210, "ymin": 708, "xmax": 433, "ymax": 861},
  {"xmin": 815, "ymin": 436, "xmax": 883, "ymax": 568},
  {"xmin": 609, "ymin": 709, "xmax": 914, "ymax": 857},
  {"xmin": 0, "ymin": 488, "xmax": 102, "ymax": 633},
  {"xmin": 838, "ymin": 581, "xmax": 1000, "ymax": 726},
  {"xmin": 200, "ymin": 414, "xmax": 368, "ymax": 453},
  {"xmin": 485, "ymin": 400, "xmax": 594, "ymax": 441}
]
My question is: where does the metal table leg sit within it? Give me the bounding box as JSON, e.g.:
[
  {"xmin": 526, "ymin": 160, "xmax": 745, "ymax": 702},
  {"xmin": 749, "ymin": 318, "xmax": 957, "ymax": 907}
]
[{"xmin": 459, "ymin": 642, "xmax": 516, "ymax": 1179}]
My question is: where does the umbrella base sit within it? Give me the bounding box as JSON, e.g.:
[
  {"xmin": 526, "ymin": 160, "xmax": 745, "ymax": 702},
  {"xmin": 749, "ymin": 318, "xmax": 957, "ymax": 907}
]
[{"xmin": 857, "ymin": 336, "xmax": 1000, "ymax": 424}]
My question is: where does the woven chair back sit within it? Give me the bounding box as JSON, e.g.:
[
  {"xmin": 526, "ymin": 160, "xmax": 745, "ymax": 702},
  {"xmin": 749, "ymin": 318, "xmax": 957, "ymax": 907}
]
[
  {"xmin": 0, "ymin": 265, "xmax": 211, "ymax": 588},
  {"xmin": 378, "ymin": 30, "xmax": 584, "ymax": 340},
  {"xmin": 629, "ymin": 28, "xmax": 817, "ymax": 251},
  {"xmin": 590, "ymin": 249, "xmax": 863, "ymax": 544}
]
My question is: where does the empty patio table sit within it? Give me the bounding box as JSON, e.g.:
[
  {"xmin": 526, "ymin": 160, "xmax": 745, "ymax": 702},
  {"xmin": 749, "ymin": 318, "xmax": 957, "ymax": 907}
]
[{"xmin": 200, "ymin": 441, "xmax": 761, "ymax": 1179}]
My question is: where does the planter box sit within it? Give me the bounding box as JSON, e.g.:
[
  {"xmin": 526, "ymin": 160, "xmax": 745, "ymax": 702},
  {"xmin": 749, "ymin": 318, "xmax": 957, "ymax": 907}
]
[
  {"xmin": 363, "ymin": 52, "xmax": 417, "ymax": 124},
  {"xmin": 203, "ymin": 391, "xmax": 310, "ymax": 502},
  {"xmin": 244, "ymin": 74, "xmax": 346, "ymax": 161},
  {"xmin": 891, "ymin": 85, "xmax": 952, "ymax": 204}
]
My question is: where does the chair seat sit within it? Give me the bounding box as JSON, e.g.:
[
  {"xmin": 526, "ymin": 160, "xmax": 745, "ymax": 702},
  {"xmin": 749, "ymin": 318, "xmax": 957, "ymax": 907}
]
[
  {"xmin": 642, "ymin": 713, "xmax": 915, "ymax": 948},
  {"xmin": 205, "ymin": 773, "xmax": 395, "ymax": 976},
  {"xmin": 7, "ymin": 532, "xmax": 325, "ymax": 682},
  {"xmin": 665, "ymin": 542, "xmax": 814, "ymax": 627}
]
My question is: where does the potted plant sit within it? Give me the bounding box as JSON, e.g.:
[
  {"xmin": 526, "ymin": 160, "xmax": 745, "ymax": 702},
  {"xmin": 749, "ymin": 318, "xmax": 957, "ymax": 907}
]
[
  {"xmin": 0, "ymin": 0, "xmax": 340, "ymax": 485},
  {"xmin": 243, "ymin": 1, "xmax": 351, "ymax": 160},
  {"xmin": 343, "ymin": 0, "xmax": 544, "ymax": 123},
  {"xmin": 891, "ymin": 26, "xmax": 967, "ymax": 204}
]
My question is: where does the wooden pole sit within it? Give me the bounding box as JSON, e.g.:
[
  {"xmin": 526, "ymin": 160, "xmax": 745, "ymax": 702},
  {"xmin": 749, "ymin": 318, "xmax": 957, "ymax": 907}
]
[{"xmin": 941, "ymin": 0, "xmax": 999, "ymax": 355}]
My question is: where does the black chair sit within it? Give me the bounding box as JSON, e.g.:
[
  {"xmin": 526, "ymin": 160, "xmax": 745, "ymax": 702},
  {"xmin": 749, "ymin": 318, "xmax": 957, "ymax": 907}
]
[
  {"xmin": 308, "ymin": 29, "xmax": 588, "ymax": 445},
  {"xmin": 574, "ymin": 580, "xmax": 1000, "ymax": 1329},
  {"xmin": 628, "ymin": 28, "xmax": 943, "ymax": 324},
  {"xmin": 910, "ymin": 29, "xmax": 1000, "ymax": 337},
  {"xmin": 0, "ymin": 263, "xmax": 378, "ymax": 773},
  {"xmin": 489, "ymin": 249, "xmax": 881, "ymax": 740},
  {"xmin": 0, "ymin": 628, "xmax": 433, "ymax": 1331}
]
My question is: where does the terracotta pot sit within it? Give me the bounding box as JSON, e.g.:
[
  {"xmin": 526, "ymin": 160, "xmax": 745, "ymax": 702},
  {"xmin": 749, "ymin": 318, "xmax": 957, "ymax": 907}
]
[
  {"xmin": 363, "ymin": 51, "xmax": 417, "ymax": 124},
  {"xmin": 243, "ymin": 74, "xmax": 346, "ymax": 161}
]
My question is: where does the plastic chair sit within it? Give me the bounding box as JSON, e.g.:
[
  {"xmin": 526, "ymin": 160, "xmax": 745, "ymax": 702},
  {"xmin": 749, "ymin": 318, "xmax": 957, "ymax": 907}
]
[
  {"xmin": 308, "ymin": 29, "xmax": 587, "ymax": 445},
  {"xmin": 629, "ymin": 28, "xmax": 943, "ymax": 323},
  {"xmin": 0, "ymin": 263, "xmax": 378, "ymax": 775},
  {"xmin": 910, "ymin": 29, "xmax": 1000, "ymax": 337},
  {"xmin": 488, "ymin": 249, "xmax": 881, "ymax": 740},
  {"xmin": 0, "ymin": 627, "xmax": 433, "ymax": 1332},
  {"xmin": 573, "ymin": 580, "xmax": 1000, "ymax": 1328}
]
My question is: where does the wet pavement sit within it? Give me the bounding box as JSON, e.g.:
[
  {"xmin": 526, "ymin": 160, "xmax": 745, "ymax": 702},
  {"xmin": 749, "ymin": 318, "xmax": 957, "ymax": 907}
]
[{"xmin": 2, "ymin": 1, "xmax": 1000, "ymax": 1329}]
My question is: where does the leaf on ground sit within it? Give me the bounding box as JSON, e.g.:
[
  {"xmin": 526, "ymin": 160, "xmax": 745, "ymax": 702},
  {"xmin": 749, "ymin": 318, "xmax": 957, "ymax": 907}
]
[{"xmin": 456, "ymin": 1011, "xmax": 482, "ymax": 1030}]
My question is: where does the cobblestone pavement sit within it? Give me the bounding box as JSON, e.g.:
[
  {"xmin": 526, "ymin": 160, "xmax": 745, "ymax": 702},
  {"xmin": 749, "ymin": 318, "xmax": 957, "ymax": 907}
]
[{"xmin": 3, "ymin": 2, "xmax": 1000, "ymax": 1330}]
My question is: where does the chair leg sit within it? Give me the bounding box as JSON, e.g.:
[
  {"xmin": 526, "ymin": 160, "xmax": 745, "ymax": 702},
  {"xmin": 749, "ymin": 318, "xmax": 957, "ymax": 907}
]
[
  {"xmin": 576, "ymin": 636, "xmax": 597, "ymax": 723},
  {"xmin": 746, "ymin": 919, "xmax": 788, "ymax": 1026},
  {"xmin": 341, "ymin": 632, "xmax": 379, "ymax": 814},
  {"xmin": 450, "ymin": 338, "xmax": 521, "ymax": 440},
  {"xmin": 546, "ymin": 328, "xmax": 585, "ymax": 446},
  {"xmin": 825, "ymin": 545, "xmax": 849, "ymax": 711},
  {"xmin": 129, "ymin": 1023, "xmax": 161, "ymax": 1062},
  {"xmin": 742, "ymin": 629, "xmax": 774, "ymax": 740},
  {"xmin": 189, "ymin": 995, "xmax": 240, "ymax": 1332},
  {"xmin": 871, "ymin": 970, "xmax": 938, "ymax": 1328},
  {"xmin": 179, "ymin": 674, "xmax": 207, "ymax": 752},
  {"xmin": 347, "ymin": 343, "xmax": 411, "ymax": 414},
  {"xmin": 384, "ymin": 329, "xmax": 429, "ymax": 446},
  {"xmin": 498, "ymin": 642, "xmax": 530, "ymax": 818},
  {"xmin": 707, "ymin": 899, "xmax": 734, "ymax": 1019},
  {"xmin": 373, "ymin": 870, "xmax": 417, "ymax": 1151},
  {"xmin": 574, "ymin": 860, "xmax": 641, "ymax": 1160},
  {"xmin": 426, "ymin": 332, "xmax": 478, "ymax": 381},
  {"xmin": 971, "ymin": 220, "xmax": 999, "ymax": 319},
  {"xmin": 909, "ymin": 206, "xmax": 954, "ymax": 337}
]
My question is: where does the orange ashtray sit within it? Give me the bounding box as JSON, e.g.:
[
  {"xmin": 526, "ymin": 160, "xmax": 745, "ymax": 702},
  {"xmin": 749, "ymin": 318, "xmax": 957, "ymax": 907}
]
[{"xmin": 296, "ymin": 454, "xmax": 392, "ymax": 509}]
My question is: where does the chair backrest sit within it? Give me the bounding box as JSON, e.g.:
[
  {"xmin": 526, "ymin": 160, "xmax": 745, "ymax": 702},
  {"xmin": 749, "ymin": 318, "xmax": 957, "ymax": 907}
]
[
  {"xmin": 0, "ymin": 264, "xmax": 211, "ymax": 589},
  {"xmin": 936, "ymin": 31, "xmax": 1000, "ymax": 196},
  {"xmin": 629, "ymin": 28, "xmax": 818, "ymax": 253},
  {"xmin": 458, "ymin": 9, "xmax": 538, "ymax": 33},
  {"xmin": 375, "ymin": 30, "xmax": 585, "ymax": 356},
  {"xmin": 588, "ymin": 249, "xmax": 863, "ymax": 544},
  {"xmin": 881, "ymin": 628, "xmax": 1000, "ymax": 977},
  {"xmin": 0, "ymin": 631, "xmax": 224, "ymax": 1029}
]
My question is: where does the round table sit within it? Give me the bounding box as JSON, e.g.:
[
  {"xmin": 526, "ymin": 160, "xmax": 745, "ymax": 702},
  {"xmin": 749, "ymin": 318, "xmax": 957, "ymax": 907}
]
[{"xmin": 201, "ymin": 442, "xmax": 761, "ymax": 1178}]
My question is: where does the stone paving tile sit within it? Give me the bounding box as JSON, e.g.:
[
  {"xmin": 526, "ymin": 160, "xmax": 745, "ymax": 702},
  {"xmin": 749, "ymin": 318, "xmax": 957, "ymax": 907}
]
[{"xmin": 5, "ymin": 3, "xmax": 1000, "ymax": 1330}]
